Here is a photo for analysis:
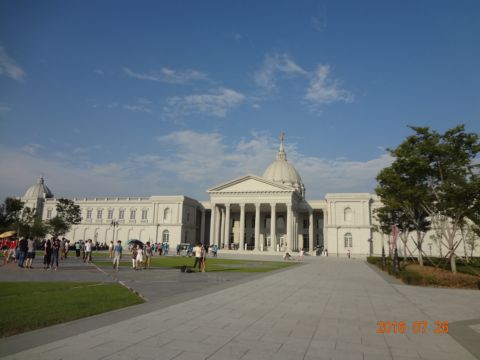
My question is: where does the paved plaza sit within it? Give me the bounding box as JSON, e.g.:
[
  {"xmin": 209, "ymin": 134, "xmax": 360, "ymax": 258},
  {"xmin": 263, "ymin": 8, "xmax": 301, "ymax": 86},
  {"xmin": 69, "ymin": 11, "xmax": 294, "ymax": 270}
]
[{"xmin": 1, "ymin": 256, "xmax": 480, "ymax": 360}]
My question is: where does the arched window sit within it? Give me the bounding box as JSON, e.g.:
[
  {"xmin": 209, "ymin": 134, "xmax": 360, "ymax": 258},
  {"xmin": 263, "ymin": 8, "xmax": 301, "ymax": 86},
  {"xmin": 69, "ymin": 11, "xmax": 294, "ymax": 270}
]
[
  {"xmin": 344, "ymin": 207, "xmax": 353, "ymax": 223},
  {"xmin": 344, "ymin": 233, "xmax": 352, "ymax": 248},
  {"xmin": 163, "ymin": 208, "xmax": 170, "ymax": 222},
  {"xmin": 162, "ymin": 230, "xmax": 169, "ymax": 243}
]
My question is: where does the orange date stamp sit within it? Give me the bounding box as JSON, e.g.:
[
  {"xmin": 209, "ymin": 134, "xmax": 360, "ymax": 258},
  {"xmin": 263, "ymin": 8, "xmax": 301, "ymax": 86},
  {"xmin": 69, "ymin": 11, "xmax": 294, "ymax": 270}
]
[{"xmin": 376, "ymin": 321, "xmax": 449, "ymax": 334}]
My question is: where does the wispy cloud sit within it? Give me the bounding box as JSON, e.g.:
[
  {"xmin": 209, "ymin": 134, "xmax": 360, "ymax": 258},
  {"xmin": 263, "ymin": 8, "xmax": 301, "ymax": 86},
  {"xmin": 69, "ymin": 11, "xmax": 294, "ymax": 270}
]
[
  {"xmin": 304, "ymin": 64, "xmax": 354, "ymax": 110},
  {"xmin": 254, "ymin": 53, "xmax": 307, "ymax": 90},
  {"xmin": 22, "ymin": 143, "xmax": 44, "ymax": 155},
  {"xmin": 311, "ymin": 3, "xmax": 327, "ymax": 32},
  {"xmin": 94, "ymin": 69, "xmax": 104, "ymax": 75},
  {"xmin": 162, "ymin": 88, "xmax": 245, "ymax": 118},
  {"xmin": 0, "ymin": 46, "xmax": 25, "ymax": 82},
  {"xmin": 0, "ymin": 105, "xmax": 11, "ymax": 112},
  {"xmin": 123, "ymin": 67, "xmax": 208, "ymax": 84}
]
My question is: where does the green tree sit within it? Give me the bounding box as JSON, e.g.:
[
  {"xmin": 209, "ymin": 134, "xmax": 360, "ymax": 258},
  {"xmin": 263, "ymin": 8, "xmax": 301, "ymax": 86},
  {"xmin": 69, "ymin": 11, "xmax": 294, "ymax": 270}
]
[
  {"xmin": 376, "ymin": 125, "xmax": 479, "ymax": 273},
  {"xmin": 0, "ymin": 198, "xmax": 24, "ymax": 233},
  {"xmin": 376, "ymin": 154, "xmax": 431, "ymax": 266},
  {"xmin": 47, "ymin": 198, "xmax": 82, "ymax": 238}
]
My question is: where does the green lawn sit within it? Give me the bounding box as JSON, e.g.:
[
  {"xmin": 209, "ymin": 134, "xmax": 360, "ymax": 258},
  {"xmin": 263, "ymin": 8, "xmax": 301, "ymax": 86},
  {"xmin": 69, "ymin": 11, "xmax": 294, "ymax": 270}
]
[
  {"xmin": 93, "ymin": 254, "xmax": 298, "ymax": 272},
  {"xmin": 0, "ymin": 282, "xmax": 144, "ymax": 337}
]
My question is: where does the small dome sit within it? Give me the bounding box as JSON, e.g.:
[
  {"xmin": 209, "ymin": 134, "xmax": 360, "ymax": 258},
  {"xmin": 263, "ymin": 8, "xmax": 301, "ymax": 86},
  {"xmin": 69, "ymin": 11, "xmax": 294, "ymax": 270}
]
[
  {"xmin": 262, "ymin": 133, "xmax": 305, "ymax": 197},
  {"xmin": 23, "ymin": 177, "xmax": 54, "ymax": 199}
]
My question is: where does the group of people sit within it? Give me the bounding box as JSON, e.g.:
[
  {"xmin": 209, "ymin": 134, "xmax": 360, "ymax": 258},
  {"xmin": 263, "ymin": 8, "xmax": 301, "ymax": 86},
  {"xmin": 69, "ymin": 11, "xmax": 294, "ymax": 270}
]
[
  {"xmin": 127, "ymin": 242, "xmax": 155, "ymax": 270},
  {"xmin": 1, "ymin": 237, "xmax": 38, "ymax": 269}
]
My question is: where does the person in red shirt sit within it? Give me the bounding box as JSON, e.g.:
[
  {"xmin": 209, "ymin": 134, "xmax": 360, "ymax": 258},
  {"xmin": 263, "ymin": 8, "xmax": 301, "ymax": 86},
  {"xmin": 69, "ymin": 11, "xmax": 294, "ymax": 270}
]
[{"xmin": 8, "ymin": 238, "xmax": 17, "ymax": 263}]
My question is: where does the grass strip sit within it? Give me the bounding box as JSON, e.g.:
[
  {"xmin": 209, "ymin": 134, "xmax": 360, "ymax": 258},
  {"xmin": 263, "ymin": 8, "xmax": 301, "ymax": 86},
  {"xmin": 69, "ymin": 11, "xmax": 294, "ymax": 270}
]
[
  {"xmin": 0, "ymin": 282, "xmax": 144, "ymax": 337},
  {"xmin": 93, "ymin": 256, "xmax": 297, "ymax": 272}
]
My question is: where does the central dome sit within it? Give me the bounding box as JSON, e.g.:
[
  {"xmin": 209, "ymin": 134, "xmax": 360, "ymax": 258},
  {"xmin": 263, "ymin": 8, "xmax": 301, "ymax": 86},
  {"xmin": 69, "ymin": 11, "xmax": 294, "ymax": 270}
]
[
  {"xmin": 262, "ymin": 133, "xmax": 305, "ymax": 197},
  {"xmin": 23, "ymin": 177, "xmax": 54, "ymax": 199}
]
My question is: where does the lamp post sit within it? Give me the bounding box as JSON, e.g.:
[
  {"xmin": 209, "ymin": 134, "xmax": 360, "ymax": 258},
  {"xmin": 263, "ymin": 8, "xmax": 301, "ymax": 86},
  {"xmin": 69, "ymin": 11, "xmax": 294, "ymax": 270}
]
[{"xmin": 110, "ymin": 220, "xmax": 119, "ymax": 243}]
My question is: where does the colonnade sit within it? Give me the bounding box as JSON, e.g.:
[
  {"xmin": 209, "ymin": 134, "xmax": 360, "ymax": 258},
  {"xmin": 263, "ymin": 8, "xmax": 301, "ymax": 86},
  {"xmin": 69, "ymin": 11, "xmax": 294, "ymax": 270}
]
[{"xmin": 207, "ymin": 202, "xmax": 321, "ymax": 252}]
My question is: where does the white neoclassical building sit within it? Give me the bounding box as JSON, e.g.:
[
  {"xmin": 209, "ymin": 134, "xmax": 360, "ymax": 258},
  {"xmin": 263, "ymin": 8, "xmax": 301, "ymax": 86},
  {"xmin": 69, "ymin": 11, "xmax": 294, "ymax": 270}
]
[{"xmin": 20, "ymin": 135, "xmax": 477, "ymax": 258}]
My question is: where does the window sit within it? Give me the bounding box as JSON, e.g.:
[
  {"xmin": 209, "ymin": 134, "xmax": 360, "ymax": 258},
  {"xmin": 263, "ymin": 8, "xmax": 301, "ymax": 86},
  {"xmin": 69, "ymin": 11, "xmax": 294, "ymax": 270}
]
[
  {"xmin": 163, "ymin": 208, "xmax": 170, "ymax": 221},
  {"xmin": 344, "ymin": 233, "xmax": 352, "ymax": 248},
  {"xmin": 97, "ymin": 209, "xmax": 103, "ymax": 219},
  {"xmin": 303, "ymin": 219, "xmax": 309, "ymax": 229},
  {"xmin": 130, "ymin": 209, "xmax": 136, "ymax": 220},
  {"xmin": 119, "ymin": 209, "xmax": 125, "ymax": 220},
  {"xmin": 162, "ymin": 230, "xmax": 169, "ymax": 242},
  {"xmin": 252, "ymin": 215, "xmax": 255, "ymax": 228},
  {"xmin": 46, "ymin": 209, "xmax": 52, "ymax": 219},
  {"xmin": 186, "ymin": 211, "xmax": 190, "ymax": 222},
  {"xmin": 86, "ymin": 209, "xmax": 92, "ymax": 219},
  {"xmin": 344, "ymin": 207, "xmax": 353, "ymax": 223},
  {"xmin": 107, "ymin": 209, "xmax": 114, "ymax": 219},
  {"xmin": 141, "ymin": 209, "xmax": 148, "ymax": 220}
]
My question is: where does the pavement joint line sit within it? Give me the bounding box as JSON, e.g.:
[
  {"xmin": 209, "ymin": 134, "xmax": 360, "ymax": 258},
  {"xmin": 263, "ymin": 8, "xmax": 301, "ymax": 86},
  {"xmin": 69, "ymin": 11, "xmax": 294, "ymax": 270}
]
[{"xmin": 91, "ymin": 260, "xmax": 150, "ymax": 302}]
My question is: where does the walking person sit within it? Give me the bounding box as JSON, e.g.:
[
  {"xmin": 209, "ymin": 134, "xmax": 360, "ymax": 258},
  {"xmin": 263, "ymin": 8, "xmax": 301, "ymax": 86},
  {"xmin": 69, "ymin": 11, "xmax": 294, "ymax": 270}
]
[
  {"xmin": 136, "ymin": 246, "xmax": 144, "ymax": 270},
  {"xmin": 131, "ymin": 245, "xmax": 138, "ymax": 270},
  {"xmin": 144, "ymin": 242, "xmax": 153, "ymax": 269},
  {"xmin": 84, "ymin": 239, "xmax": 92, "ymax": 263},
  {"xmin": 200, "ymin": 244, "xmax": 207, "ymax": 272},
  {"xmin": 25, "ymin": 237, "xmax": 36, "ymax": 269},
  {"xmin": 113, "ymin": 240, "xmax": 122, "ymax": 271},
  {"xmin": 75, "ymin": 241, "xmax": 81, "ymax": 257},
  {"xmin": 60, "ymin": 238, "xmax": 65, "ymax": 260},
  {"xmin": 17, "ymin": 237, "xmax": 28, "ymax": 268},
  {"xmin": 193, "ymin": 243, "xmax": 203, "ymax": 271},
  {"xmin": 50, "ymin": 238, "xmax": 60, "ymax": 270},
  {"xmin": 44, "ymin": 239, "xmax": 52, "ymax": 269},
  {"xmin": 108, "ymin": 241, "xmax": 114, "ymax": 259}
]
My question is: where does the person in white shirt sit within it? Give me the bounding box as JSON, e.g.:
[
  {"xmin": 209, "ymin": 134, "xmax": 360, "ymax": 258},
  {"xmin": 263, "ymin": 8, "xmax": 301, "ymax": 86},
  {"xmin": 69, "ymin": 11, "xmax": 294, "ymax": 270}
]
[
  {"xmin": 193, "ymin": 243, "xmax": 202, "ymax": 271},
  {"xmin": 84, "ymin": 239, "xmax": 92, "ymax": 263}
]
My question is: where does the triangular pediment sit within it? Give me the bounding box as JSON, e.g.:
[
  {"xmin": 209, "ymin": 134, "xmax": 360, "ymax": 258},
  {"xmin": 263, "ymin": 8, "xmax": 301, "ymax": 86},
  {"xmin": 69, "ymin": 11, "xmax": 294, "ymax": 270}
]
[{"xmin": 208, "ymin": 175, "xmax": 294, "ymax": 193}]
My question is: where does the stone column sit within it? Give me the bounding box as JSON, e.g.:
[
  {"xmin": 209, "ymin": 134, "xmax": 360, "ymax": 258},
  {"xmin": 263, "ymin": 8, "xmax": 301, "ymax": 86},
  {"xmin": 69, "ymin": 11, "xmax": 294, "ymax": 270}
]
[
  {"xmin": 286, "ymin": 204, "xmax": 292, "ymax": 251},
  {"xmin": 200, "ymin": 208, "xmax": 205, "ymax": 244},
  {"xmin": 224, "ymin": 203, "xmax": 230, "ymax": 249},
  {"xmin": 254, "ymin": 203, "xmax": 261, "ymax": 251},
  {"xmin": 270, "ymin": 203, "xmax": 276, "ymax": 251},
  {"xmin": 209, "ymin": 204, "xmax": 216, "ymax": 245},
  {"xmin": 220, "ymin": 207, "xmax": 225, "ymax": 248},
  {"xmin": 239, "ymin": 203, "xmax": 245, "ymax": 251},
  {"xmin": 309, "ymin": 210, "xmax": 314, "ymax": 253},
  {"xmin": 214, "ymin": 205, "xmax": 220, "ymax": 246},
  {"xmin": 323, "ymin": 210, "xmax": 328, "ymax": 252}
]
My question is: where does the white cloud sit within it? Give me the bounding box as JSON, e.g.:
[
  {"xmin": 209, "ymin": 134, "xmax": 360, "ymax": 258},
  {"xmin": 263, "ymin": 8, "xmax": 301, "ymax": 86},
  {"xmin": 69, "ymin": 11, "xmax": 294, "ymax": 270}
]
[
  {"xmin": 94, "ymin": 69, "xmax": 104, "ymax": 75},
  {"xmin": 304, "ymin": 64, "xmax": 354, "ymax": 109},
  {"xmin": 123, "ymin": 67, "xmax": 208, "ymax": 84},
  {"xmin": 163, "ymin": 88, "xmax": 245, "ymax": 118},
  {"xmin": 254, "ymin": 53, "xmax": 307, "ymax": 90},
  {"xmin": 22, "ymin": 143, "xmax": 44, "ymax": 155},
  {"xmin": 122, "ymin": 104, "xmax": 152, "ymax": 113},
  {"xmin": 0, "ymin": 105, "xmax": 10, "ymax": 112},
  {"xmin": 0, "ymin": 46, "xmax": 25, "ymax": 81},
  {"xmin": 122, "ymin": 97, "xmax": 153, "ymax": 113},
  {"xmin": 0, "ymin": 133, "xmax": 391, "ymax": 201}
]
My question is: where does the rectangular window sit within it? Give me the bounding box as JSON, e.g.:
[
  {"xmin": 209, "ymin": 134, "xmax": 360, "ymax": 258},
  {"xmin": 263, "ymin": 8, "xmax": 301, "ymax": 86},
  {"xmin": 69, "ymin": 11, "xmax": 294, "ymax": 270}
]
[
  {"xmin": 252, "ymin": 216, "xmax": 255, "ymax": 228},
  {"xmin": 86, "ymin": 209, "xmax": 92, "ymax": 219},
  {"xmin": 141, "ymin": 210, "xmax": 148, "ymax": 220},
  {"xmin": 97, "ymin": 210, "xmax": 103, "ymax": 219},
  {"xmin": 119, "ymin": 210, "xmax": 125, "ymax": 220},
  {"xmin": 107, "ymin": 209, "xmax": 113, "ymax": 219},
  {"xmin": 303, "ymin": 219, "xmax": 309, "ymax": 229},
  {"xmin": 130, "ymin": 210, "xmax": 136, "ymax": 220},
  {"xmin": 46, "ymin": 209, "xmax": 52, "ymax": 219}
]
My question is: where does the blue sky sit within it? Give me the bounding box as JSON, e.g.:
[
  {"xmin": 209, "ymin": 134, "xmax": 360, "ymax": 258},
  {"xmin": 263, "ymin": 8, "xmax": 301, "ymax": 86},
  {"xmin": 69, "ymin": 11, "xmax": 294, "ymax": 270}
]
[{"xmin": 1, "ymin": 0, "xmax": 479, "ymax": 201}]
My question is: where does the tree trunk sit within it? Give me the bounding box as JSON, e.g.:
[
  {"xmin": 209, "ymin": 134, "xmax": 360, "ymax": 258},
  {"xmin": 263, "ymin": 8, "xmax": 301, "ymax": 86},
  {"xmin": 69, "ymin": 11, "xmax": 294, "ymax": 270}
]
[
  {"xmin": 450, "ymin": 253, "xmax": 457, "ymax": 274},
  {"xmin": 416, "ymin": 232, "xmax": 424, "ymax": 267}
]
